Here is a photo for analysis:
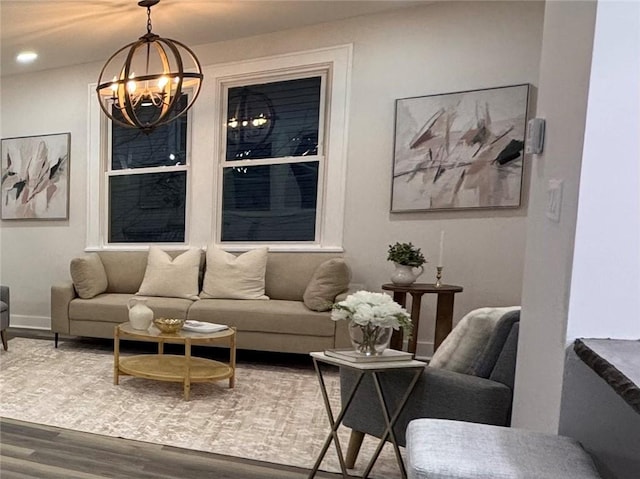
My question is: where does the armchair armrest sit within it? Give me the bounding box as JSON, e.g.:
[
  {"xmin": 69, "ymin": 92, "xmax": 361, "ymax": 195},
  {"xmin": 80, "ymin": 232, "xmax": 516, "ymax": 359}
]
[
  {"xmin": 51, "ymin": 282, "xmax": 77, "ymax": 335},
  {"xmin": 340, "ymin": 365, "xmax": 513, "ymax": 446},
  {"xmin": 0, "ymin": 285, "xmax": 9, "ymax": 306}
]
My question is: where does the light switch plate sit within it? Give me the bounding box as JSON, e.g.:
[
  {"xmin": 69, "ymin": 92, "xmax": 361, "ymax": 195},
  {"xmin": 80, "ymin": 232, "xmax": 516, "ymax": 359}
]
[{"xmin": 546, "ymin": 179, "xmax": 563, "ymax": 222}]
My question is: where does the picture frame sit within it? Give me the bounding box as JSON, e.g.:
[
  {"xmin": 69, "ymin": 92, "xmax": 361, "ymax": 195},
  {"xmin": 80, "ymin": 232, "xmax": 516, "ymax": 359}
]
[
  {"xmin": 391, "ymin": 84, "xmax": 529, "ymax": 212},
  {"xmin": 1, "ymin": 133, "xmax": 71, "ymax": 220}
]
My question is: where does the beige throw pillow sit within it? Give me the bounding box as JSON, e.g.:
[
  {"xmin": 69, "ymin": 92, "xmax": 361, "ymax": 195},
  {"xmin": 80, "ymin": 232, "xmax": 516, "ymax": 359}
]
[
  {"xmin": 429, "ymin": 306, "xmax": 520, "ymax": 373},
  {"xmin": 137, "ymin": 247, "xmax": 201, "ymax": 300},
  {"xmin": 70, "ymin": 253, "xmax": 108, "ymax": 299},
  {"xmin": 200, "ymin": 247, "xmax": 269, "ymax": 300},
  {"xmin": 303, "ymin": 259, "xmax": 351, "ymax": 311}
]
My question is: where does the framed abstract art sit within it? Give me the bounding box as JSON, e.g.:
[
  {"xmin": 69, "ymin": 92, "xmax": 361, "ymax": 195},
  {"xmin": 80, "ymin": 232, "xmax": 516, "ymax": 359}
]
[
  {"xmin": 391, "ymin": 84, "xmax": 529, "ymax": 212},
  {"xmin": 1, "ymin": 133, "xmax": 71, "ymax": 220}
]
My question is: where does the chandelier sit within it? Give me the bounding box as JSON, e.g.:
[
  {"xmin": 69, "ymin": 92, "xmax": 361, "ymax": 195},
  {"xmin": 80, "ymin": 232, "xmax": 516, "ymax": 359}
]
[{"xmin": 96, "ymin": 0, "xmax": 203, "ymax": 133}]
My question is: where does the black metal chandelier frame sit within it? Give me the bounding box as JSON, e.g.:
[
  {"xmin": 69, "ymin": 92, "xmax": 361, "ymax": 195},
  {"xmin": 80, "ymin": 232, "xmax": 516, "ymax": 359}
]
[{"xmin": 96, "ymin": 0, "xmax": 203, "ymax": 133}]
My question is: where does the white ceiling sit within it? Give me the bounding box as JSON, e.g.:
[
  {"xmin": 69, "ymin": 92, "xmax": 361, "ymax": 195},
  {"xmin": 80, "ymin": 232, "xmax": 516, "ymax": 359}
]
[{"xmin": 1, "ymin": 0, "xmax": 425, "ymax": 77}]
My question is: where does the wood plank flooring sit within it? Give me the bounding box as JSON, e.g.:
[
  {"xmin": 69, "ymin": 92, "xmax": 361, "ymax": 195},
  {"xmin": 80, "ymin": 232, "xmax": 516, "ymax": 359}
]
[{"xmin": 0, "ymin": 418, "xmax": 347, "ymax": 479}]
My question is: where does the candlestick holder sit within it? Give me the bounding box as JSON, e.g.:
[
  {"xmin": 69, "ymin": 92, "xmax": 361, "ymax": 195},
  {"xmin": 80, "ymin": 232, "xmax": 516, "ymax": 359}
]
[{"xmin": 435, "ymin": 266, "xmax": 443, "ymax": 287}]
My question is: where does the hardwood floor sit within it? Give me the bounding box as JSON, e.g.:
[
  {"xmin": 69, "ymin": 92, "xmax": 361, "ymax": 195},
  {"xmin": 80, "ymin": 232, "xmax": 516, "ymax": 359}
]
[{"xmin": 0, "ymin": 418, "xmax": 346, "ymax": 479}]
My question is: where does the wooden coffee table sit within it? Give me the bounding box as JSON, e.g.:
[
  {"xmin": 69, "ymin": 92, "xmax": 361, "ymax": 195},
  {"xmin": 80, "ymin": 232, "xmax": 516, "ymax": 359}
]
[{"xmin": 113, "ymin": 322, "xmax": 236, "ymax": 400}]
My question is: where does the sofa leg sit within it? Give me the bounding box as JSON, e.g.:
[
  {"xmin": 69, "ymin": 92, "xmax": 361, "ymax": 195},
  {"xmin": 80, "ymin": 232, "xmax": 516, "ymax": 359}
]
[
  {"xmin": 345, "ymin": 430, "xmax": 365, "ymax": 469},
  {"xmin": 54, "ymin": 333, "xmax": 58, "ymax": 348},
  {"xmin": 1, "ymin": 330, "xmax": 7, "ymax": 351}
]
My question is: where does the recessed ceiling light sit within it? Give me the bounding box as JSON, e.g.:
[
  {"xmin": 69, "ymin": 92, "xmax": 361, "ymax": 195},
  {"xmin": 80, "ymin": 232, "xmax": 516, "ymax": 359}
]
[{"xmin": 16, "ymin": 51, "xmax": 38, "ymax": 64}]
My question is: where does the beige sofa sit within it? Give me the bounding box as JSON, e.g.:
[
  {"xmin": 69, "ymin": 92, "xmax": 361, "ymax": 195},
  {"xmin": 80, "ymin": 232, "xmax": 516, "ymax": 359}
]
[{"xmin": 51, "ymin": 250, "xmax": 352, "ymax": 354}]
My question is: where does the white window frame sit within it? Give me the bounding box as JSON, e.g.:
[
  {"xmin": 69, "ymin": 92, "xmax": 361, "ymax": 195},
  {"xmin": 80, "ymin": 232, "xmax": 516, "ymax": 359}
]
[
  {"xmin": 87, "ymin": 86, "xmax": 194, "ymax": 250},
  {"xmin": 207, "ymin": 45, "xmax": 352, "ymax": 251},
  {"xmin": 218, "ymin": 71, "xmax": 327, "ymax": 245}
]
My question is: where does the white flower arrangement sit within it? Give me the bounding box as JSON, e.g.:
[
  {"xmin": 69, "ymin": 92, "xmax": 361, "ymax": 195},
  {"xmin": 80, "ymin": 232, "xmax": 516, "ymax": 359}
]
[{"xmin": 331, "ymin": 290, "xmax": 412, "ymax": 333}]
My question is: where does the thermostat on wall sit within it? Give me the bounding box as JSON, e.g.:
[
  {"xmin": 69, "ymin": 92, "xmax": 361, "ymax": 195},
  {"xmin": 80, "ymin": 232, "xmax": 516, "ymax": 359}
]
[{"xmin": 525, "ymin": 118, "xmax": 546, "ymax": 155}]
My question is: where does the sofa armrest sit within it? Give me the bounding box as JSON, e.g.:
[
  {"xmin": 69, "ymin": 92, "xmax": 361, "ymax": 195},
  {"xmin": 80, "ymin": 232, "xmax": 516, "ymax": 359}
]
[
  {"xmin": 51, "ymin": 282, "xmax": 77, "ymax": 334},
  {"xmin": 340, "ymin": 365, "xmax": 513, "ymax": 445}
]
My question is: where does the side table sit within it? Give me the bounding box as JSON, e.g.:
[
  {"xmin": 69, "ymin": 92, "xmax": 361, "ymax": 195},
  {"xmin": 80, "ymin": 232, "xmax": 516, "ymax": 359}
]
[
  {"xmin": 382, "ymin": 283, "xmax": 463, "ymax": 354},
  {"xmin": 308, "ymin": 352, "xmax": 426, "ymax": 479}
]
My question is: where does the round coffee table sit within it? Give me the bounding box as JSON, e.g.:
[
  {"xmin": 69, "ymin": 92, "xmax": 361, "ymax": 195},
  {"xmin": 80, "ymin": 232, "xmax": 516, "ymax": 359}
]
[{"xmin": 113, "ymin": 322, "xmax": 236, "ymax": 400}]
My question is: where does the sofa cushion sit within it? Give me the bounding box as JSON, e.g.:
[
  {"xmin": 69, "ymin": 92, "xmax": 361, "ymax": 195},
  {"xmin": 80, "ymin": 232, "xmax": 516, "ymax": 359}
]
[
  {"xmin": 70, "ymin": 253, "xmax": 108, "ymax": 299},
  {"xmin": 303, "ymin": 258, "xmax": 351, "ymax": 312},
  {"xmin": 200, "ymin": 247, "xmax": 269, "ymax": 300},
  {"xmin": 69, "ymin": 294, "xmax": 193, "ymax": 323},
  {"xmin": 187, "ymin": 299, "xmax": 335, "ymax": 336},
  {"xmin": 137, "ymin": 247, "xmax": 201, "ymax": 300},
  {"xmin": 429, "ymin": 307, "xmax": 519, "ymax": 373},
  {"xmin": 265, "ymin": 252, "xmax": 344, "ymax": 301}
]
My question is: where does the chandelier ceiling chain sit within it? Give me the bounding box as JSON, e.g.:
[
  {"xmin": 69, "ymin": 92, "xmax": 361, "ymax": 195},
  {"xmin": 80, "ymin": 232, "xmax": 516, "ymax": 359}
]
[{"xmin": 96, "ymin": 0, "xmax": 203, "ymax": 133}]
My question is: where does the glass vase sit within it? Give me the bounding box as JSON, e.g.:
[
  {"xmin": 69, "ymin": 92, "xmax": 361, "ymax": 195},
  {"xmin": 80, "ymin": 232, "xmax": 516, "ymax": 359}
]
[{"xmin": 348, "ymin": 321, "xmax": 393, "ymax": 356}]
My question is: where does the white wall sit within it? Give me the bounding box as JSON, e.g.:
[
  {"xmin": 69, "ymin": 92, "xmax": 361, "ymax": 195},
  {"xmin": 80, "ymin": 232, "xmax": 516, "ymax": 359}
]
[
  {"xmin": 566, "ymin": 0, "xmax": 640, "ymax": 340},
  {"xmin": 559, "ymin": 3, "xmax": 640, "ymax": 475},
  {"xmin": 0, "ymin": 2, "xmax": 545, "ymax": 355},
  {"xmin": 513, "ymin": 0, "xmax": 640, "ymax": 432},
  {"xmin": 512, "ymin": 0, "xmax": 597, "ymax": 432}
]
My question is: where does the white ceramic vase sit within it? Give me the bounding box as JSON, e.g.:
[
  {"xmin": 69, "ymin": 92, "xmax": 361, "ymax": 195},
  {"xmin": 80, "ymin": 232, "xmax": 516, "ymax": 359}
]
[
  {"xmin": 390, "ymin": 262, "xmax": 424, "ymax": 285},
  {"xmin": 127, "ymin": 298, "xmax": 153, "ymax": 330}
]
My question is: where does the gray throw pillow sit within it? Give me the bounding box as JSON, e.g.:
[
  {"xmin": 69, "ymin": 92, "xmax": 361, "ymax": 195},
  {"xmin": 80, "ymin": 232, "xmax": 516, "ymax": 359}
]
[
  {"xmin": 303, "ymin": 258, "xmax": 351, "ymax": 312},
  {"xmin": 70, "ymin": 253, "xmax": 108, "ymax": 299}
]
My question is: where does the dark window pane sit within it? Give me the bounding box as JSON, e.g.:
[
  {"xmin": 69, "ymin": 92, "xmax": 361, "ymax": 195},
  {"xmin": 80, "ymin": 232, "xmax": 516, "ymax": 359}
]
[
  {"xmin": 221, "ymin": 162, "xmax": 318, "ymax": 241},
  {"xmin": 226, "ymin": 77, "xmax": 321, "ymax": 161},
  {"xmin": 111, "ymin": 95, "xmax": 188, "ymax": 170},
  {"xmin": 109, "ymin": 172, "xmax": 186, "ymax": 243}
]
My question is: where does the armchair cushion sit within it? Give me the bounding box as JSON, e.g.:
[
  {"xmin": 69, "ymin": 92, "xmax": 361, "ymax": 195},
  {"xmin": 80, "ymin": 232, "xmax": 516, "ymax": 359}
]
[
  {"xmin": 429, "ymin": 306, "xmax": 519, "ymax": 373},
  {"xmin": 341, "ymin": 366, "xmax": 512, "ymax": 446},
  {"xmin": 469, "ymin": 309, "xmax": 521, "ymax": 378}
]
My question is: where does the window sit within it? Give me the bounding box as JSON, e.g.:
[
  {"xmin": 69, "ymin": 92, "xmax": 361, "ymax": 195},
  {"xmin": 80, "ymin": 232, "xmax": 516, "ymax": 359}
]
[
  {"xmin": 88, "ymin": 45, "xmax": 351, "ymax": 251},
  {"xmin": 106, "ymin": 95, "xmax": 189, "ymax": 243},
  {"xmin": 220, "ymin": 76, "xmax": 324, "ymax": 242}
]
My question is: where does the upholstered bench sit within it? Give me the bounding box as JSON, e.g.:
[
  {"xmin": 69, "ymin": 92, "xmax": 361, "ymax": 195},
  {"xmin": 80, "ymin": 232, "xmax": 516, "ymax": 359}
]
[{"xmin": 406, "ymin": 419, "xmax": 602, "ymax": 479}]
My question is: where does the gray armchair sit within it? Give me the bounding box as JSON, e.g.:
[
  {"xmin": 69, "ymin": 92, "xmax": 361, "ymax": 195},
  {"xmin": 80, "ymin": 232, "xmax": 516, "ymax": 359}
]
[
  {"xmin": 1, "ymin": 285, "xmax": 9, "ymax": 350},
  {"xmin": 339, "ymin": 309, "xmax": 520, "ymax": 468}
]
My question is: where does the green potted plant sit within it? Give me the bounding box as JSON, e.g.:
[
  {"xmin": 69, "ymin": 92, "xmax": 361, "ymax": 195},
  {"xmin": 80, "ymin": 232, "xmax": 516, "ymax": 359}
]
[{"xmin": 387, "ymin": 242, "xmax": 426, "ymax": 285}]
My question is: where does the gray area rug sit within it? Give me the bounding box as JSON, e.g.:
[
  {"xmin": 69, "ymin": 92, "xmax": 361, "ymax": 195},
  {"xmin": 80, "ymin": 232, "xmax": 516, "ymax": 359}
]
[{"xmin": 0, "ymin": 338, "xmax": 401, "ymax": 478}]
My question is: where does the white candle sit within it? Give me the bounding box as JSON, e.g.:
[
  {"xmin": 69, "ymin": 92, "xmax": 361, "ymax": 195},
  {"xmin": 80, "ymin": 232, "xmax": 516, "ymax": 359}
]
[{"xmin": 438, "ymin": 231, "xmax": 445, "ymax": 267}]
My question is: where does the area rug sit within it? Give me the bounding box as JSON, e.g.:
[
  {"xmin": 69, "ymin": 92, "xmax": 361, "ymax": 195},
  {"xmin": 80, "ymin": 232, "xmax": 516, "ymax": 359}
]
[{"xmin": 0, "ymin": 337, "xmax": 402, "ymax": 478}]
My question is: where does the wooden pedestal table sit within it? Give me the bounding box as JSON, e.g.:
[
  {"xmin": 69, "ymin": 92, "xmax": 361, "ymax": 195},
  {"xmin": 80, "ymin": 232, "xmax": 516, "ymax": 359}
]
[
  {"xmin": 114, "ymin": 323, "xmax": 236, "ymax": 401},
  {"xmin": 382, "ymin": 283, "xmax": 463, "ymax": 354}
]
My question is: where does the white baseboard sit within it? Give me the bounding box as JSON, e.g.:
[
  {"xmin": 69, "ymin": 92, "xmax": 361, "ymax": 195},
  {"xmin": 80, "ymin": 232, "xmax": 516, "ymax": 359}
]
[{"xmin": 10, "ymin": 314, "xmax": 50, "ymax": 330}]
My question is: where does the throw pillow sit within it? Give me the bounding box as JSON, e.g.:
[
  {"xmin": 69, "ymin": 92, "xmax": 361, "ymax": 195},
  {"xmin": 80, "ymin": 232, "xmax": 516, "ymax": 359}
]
[
  {"xmin": 303, "ymin": 258, "xmax": 351, "ymax": 311},
  {"xmin": 428, "ymin": 306, "xmax": 519, "ymax": 373},
  {"xmin": 70, "ymin": 253, "xmax": 108, "ymax": 299},
  {"xmin": 200, "ymin": 247, "xmax": 269, "ymax": 300},
  {"xmin": 137, "ymin": 247, "xmax": 201, "ymax": 300}
]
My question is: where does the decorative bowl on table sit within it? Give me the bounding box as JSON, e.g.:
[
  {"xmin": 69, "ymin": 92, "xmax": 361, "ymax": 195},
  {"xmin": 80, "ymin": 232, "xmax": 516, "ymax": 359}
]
[{"xmin": 153, "ymin": 318, "xmax": 185, "ymax": 333}]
